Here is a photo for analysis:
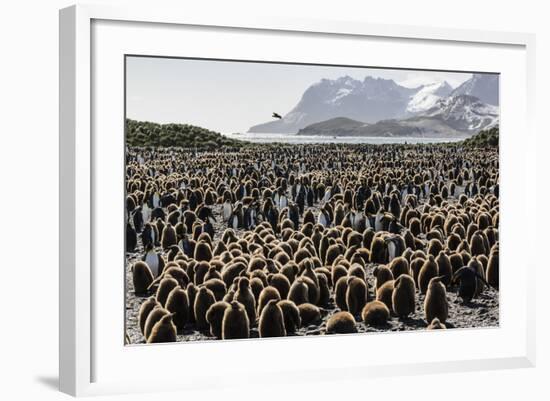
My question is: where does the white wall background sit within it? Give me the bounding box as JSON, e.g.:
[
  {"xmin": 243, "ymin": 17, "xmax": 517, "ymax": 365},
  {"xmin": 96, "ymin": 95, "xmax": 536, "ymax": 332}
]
[{"xmin": 0, "ymin": 0, "xmax": 547, "ymax": 399}]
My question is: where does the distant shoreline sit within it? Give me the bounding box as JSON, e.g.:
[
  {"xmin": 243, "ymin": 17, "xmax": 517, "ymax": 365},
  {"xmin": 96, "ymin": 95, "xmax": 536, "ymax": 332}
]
[{"xmin": 223, "ymin": 132, "xmax": 466, "ymax": 145}]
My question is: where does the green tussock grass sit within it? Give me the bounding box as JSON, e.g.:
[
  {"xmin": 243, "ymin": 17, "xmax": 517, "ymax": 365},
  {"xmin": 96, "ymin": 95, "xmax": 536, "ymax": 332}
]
[
  {"xmin": 461, "ymin": 127, "xmax": 499, "ymax": 148},
  {"xmin": 126, "ymin": 119, "xmax": 249, "ymax": 149}
]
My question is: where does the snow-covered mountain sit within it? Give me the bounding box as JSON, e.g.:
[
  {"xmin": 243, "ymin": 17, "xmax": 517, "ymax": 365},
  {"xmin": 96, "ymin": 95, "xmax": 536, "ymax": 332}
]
[
  {"xmin": 424, "ymin": 94, "xmax": 499, "ymax": 132},
  {"xmin": 248, "ymin": 76, "xmax": 418, "ymax": 133},
  {"xmin": 248, "ymin": 74, "xmax": 499, "ymax": 135},
  {"xmin": 406, "ymin": 81, "xmax": 453, "ymax": 114},
  {"xmin": 450, "ymin": 73, "xmax": 499, "ymax": 105}
]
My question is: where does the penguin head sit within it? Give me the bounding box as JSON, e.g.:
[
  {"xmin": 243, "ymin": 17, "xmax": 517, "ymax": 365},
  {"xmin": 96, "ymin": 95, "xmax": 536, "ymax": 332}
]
[
  {"xmin": 159, "ymin": 313, "xmax": 176, "ymax": 326},
  {"xmin": 230, "ymin": 300, "xmax": 242, "ymax": 311},
  {"xmin": 238, "ymin": 277, "xmax": 250, "ymax": 291}
]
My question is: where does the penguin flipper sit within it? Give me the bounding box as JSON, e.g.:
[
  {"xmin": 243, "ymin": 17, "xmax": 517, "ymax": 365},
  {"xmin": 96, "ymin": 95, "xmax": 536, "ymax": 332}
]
[{"xmin": 451, "ymin": 266, "xmax": 468, "ymax": 285}]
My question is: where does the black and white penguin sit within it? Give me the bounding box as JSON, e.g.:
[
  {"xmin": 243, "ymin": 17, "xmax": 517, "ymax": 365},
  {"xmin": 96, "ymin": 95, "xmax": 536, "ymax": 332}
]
[
  {"xmin": 452, "ymin": 266, "xmax": 490, "ymax": 303},
  {"xmin": 203, "ymin": 216, "xmax": 215, "ymax": 239},
  {"xmin": 126, "ymin": 220, "xmax": 137, "ymax": 252},
  {"xmin": 243, "ymin": 203, "xmax": 258, "ymax": 230},
  {"xmin": 132, "ymin": 207, "xmax": 144, "ymax": 233},
  {"xmin": 142, "ymin": 243, "xmax": 164, "ymax": 278},
  {"xmin": 277, "ymin": 188, "xmax": 288, "ymax": 210},
  {"xmin": 178, "ymin": 234, "xmax": 196, "ymax": 258},
  {"xmin": 306, "ymin": 186, "xmax": 315, "ymax": 207},
  {"xmin": 141, "ymin": 222, "xmax": 158, "ymax": 248},
  {"xmin": 228, "ymin": 203, "xmax": 243, "ymax": 229},
  {"xmin": 318, "ymin": 206, "xmax": 331, "ymax": 227},
  {"xmin": 222, "ymin": 199, "xmax": 232, "ymax": 222},
  {"xmin": 288, "ymin": 203, "xmax": 300, "ymax": 229}
]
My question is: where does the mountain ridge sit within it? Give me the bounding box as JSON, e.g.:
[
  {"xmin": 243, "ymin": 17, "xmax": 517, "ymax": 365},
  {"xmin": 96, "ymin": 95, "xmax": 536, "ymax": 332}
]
[
  {"xmin": 248, "ymin": 73, "xmax": 499, "ymax": 136},
  {"xmin": 297, "ymin": 94, "xmax": 498, "ymax": 138}
]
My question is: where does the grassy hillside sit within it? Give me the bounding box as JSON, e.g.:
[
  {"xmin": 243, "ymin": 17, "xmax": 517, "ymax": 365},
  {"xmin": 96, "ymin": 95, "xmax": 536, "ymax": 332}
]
[
  {"xmin": 461, "ymin": 126, "xmax": 499, "ymax": 147},
  {"xmin": 126, "ymin": 119, "xmax": 248, "ymax": 149}
]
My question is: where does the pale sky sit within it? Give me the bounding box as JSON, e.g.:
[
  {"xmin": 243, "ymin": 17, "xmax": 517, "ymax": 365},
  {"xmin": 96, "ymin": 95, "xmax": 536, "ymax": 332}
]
[{"xmin": 126, "ymin": 56, "xmax": 474, "ymax": 133}]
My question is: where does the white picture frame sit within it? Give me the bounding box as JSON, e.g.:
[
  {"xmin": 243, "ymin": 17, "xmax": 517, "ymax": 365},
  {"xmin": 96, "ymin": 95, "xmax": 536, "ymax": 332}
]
[{"xmin": 59, "ymin": 4, "xmax": 536, "ymax": 397}]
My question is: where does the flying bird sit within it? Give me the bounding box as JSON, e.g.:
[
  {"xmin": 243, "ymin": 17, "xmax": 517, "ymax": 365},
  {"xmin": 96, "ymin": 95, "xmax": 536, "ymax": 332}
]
[{"xmin": 272, "ymin": 112, "xmax": 282, "ymax": 119}]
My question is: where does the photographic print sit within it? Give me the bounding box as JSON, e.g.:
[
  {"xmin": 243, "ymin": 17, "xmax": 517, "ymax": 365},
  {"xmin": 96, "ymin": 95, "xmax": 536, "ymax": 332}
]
[{"xmin": 124, "ymin": 56, "xmax": 499, "ymax": 345}]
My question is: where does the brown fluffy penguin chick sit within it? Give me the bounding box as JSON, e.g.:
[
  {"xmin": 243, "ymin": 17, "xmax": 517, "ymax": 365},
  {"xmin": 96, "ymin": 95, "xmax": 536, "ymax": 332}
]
[
  {"xmin": 427, "ymin": 317, "xmax": 447, "ymax": 330},
  {"xmin": 326, "ymin": 311, "xmax": 357, "ymax": 334},
  {"xmin": 223, "ymin": 288, "xmax": 235, "ymax": 303},
  {"xmin": 235, "ymin": 277, "xmax": 256, "ymax": 324},
  {"xmin": 267, "ymin": 273, "xmax": 291, "ymax": 300},
  {"xmin": 259, "ymin": 299, "xmax": 286, "ymax": 338},
  {"xmin": 160, "ymin": 265, "xmax": 189, "ymax": 289},
  {"xmin": 345, "ymin": 276, "xmax": 368, "ymax": 317},
  {"xmin": 424, "ymin": 276, "xmax": 448, "ymax": 324},
  {"xmin": 250, "ymin": 269, "xmax": 269, "ymax": 287},
  {"xmin": 257, "ymin": 286, "xmax": 282, "ymax": 316},
  {"xmin": 206, "ymin": 301, "xmax": 230, "ymax": 339},
  {"xmin": 299, "ymin": 276, "xmax": 320, "ymax": 306},
  {"xmin": 409, "ymin": 257, "xmax": 424, "ymax": 287},
  {"xmin": 427, "ymin": 238, "xmax": 444, "ymax": 257},
  {"xmin": 147, "ymin": 313, "xmax": 177, "ymax": 343},
  {"xmin": 361, "ymin": 300, "xmax": 390, "ymax": 326},
  {"xmin": 468, "ymin": 257, "xmax": 486, "ymax": 298},
  {"xmin": 334, "ymin": 276, "xmax": 349, "ymax": 311},
  {"xmin": 435, "ymin": 251, "xmax": 453, "ymax": 287},
  {"xmin": 486, "ymin": 248, "xmax": 499, "ymax": 289},
  {"xmin": 418, "ymin": 255, "xmax": 438, "ymax": 294},
  {"xmin": 204, "ymin": 265, "xmax": 222, "ymax": 282},
  {"xmin": 316, "ymin": 273, "xmax": 331, "ymax": 307},
  {"xmin": 161, "ymin": 224, "xmax": 178, "ymax": 250},
  {"xmin": 165, "ymin": 287, "xmax": 190, "ymax": 331},
  {"xmin": 301, "ymin": 261, "xmax": 321, "ymax": 287},
  {"xmin": 132, "ymin": 261, "xmax": 154, "ymax": 295},
  {"xmin": 331, "ymin": 264, "xmax": 348, "ymax": 290},
  {"xmin": 369, "ymin": 237, "xmax": 386, "ymax": 263},
  {"xmin": 298, "ymin": 303, "xmax": 321, "ymax": 326},
  {"xmin": 392, "ymin": 274, "xmax": 416, "ymax": 318},
  {"xmin": 186, "ymin": 283, "xmax": 198, "ymax": 323},
  {"xmin": 325, "ymin": 243, "xmax": 343, "ymax": 266},
  {"xmin": 373, "ymin": 265, "xmax": 394, "ymax": 290},
  {"xmin": 249, "ymin": 277, "xmax": 265, "ymax": 301},
  {"xmin": 388, "ymin": 256, "xmax": 410, "ymax": 279},
  {"xmin": 202, "ymin": 278, "xmax": 227, "ymax": 302},
  {"xmin": 277, "ymin": 300, "xmax": 301, "ymax": 334},
  {"xmin": 448, "ymin": 253, "xmax": 464, "ymax": 275},
  {"xmin": 194, "ymin": 287, "xmax": 216, "ymax": 330},
  {"xmin": 138, "ymin": 297, "xmax": 160, "ymax": 335},
  {"xmin": 155, "ymin": 276, "xmax": 179, "ymax": 307},
  {"xmin": 376, "ymin": 280, "xmax": 395, "ymax": 311},
  {"xmin": 222, "ymin": 301, "xmax": 250, "ymax": 340},
  {"xmin": 280, "ymin": 262, "xmax": 298, "ymax": 284},
  {"xmin": 469, "ymin": 232, "xmax": 486, "ymax": 256},
  {"xmin": 143, "ymin": 307, "xmax": 170, "ymax": 340},
  {"xmin": 347, "ymin": 264, "xmax": 366, "ymax": 281},
  {"xmin": 194, "ymin": 240, "xmax": 213, "ymax": 262},
  {"xmin": 193, "ymin": 261, "xmax": 210, "ymax": 285},
  {"xmin": 287, "ymin": 278, "xmax": 309, "ymax": 306},
  {"xmin": 221, "ymin": 261, "xmax": 246, "ymax": 287}
]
